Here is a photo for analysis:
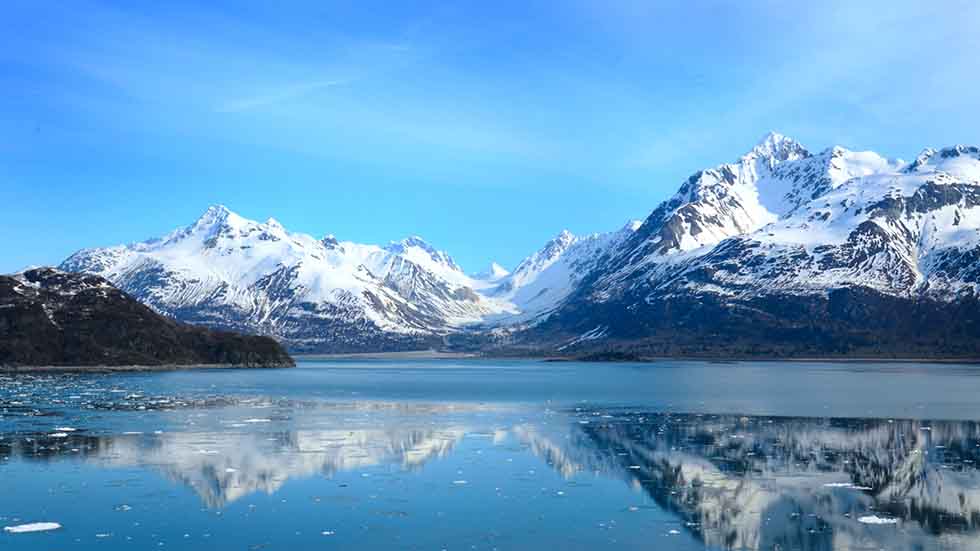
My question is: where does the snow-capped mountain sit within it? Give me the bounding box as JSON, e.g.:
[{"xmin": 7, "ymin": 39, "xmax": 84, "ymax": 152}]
[
  {"xmin": 592, "ymin": 135, "xmax": 980, "ymax": 300},
  {"xmin": 60, "ymin": 206, "xmax": 513, "ymax": 351},
  {"xmin": 56, "ymin": 133, "xmax": 980, "ymax": 356},
  {"xmin": 472, "ymin": 262, "xmax": 510, "ymax": 282},
  {"xmin": 526, "ymin": 134, "xmax": 980, "ymax": 357},
  {"xmin": 483, "ymin": 222, "xmax": 640, "ymax": 324}
]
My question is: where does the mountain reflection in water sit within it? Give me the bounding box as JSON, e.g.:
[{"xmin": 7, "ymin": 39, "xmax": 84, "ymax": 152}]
[
  {"xmin": 540, "ymin": 411, "xmax": 980, "ymax": 550},
  {"xmin": 2, "ymin": 410, "xmax": 979, "ymax": 550}
]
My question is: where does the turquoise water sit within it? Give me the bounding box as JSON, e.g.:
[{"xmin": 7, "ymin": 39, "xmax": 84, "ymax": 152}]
[{"xmin": 2, "ymin": 359, "xmax": 980, "ymax": 549}]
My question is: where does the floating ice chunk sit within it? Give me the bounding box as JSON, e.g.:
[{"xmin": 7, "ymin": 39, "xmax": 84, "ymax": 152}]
[
  {"xmin": 667, "ymin": 529, "xmax": 680, "ymax": 535},
  {"xmin": 53, "ymin": 427, "xmax": 77, "ymax": 432},
  {"xmin": 225, "ymin": 468, "xmax": 238, "ymax": 473},
  {"xmin": 452, "ymin": 480, "xmax": 468, "ymax": 485},
  {"xmin": 49, "ymin": 433, "xmax": 69, "ymax": 438},
  {"xmin": 321, "ymin": 530, "xmax": 335, "ymax": 536},
  {"xmin": 858, "ymin": 515, "xmax": 899, "ymax": 525},
  {"xmin": 4, "ymin": 522, "xmax": 62, "ymax": 533},
  {"xmin": 243, "ymin": 418, "xmax": 272, "ymax": 424}
]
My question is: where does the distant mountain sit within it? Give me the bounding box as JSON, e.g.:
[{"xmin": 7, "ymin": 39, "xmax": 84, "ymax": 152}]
[
  {"xmin": 472, "ymin": 262, "xmax": 510, "ymax": 282},
  {"xmin": 0, "ymin": 268, "xmax": 293, "ymax": 367},
  {"xmin": 483, "ymin": 222, "xmax": 640, "ymax": 325},
  {"xmin": 57, "ymin": 134, "xmax": 980, "ymax": 357}
]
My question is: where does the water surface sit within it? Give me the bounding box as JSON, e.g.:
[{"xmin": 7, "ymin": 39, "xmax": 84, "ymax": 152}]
[{"xmin": 2, "ymin": 359, "xmax": 980, "ymax": 549}]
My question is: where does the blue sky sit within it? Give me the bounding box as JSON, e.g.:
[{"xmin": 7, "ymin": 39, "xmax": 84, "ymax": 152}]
[{"xmin": 2, "ymin": 0, "xmax": 979, "ymax": 273}]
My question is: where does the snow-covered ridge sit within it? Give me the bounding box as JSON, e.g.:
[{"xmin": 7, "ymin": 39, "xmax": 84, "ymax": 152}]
[
  {"xmin": 587, "ymin": 132, "xmax": 980, "ymax": 305},
  {"xmin": 60, "ymin": 205, "xmax": 514, "ymax": 345}
]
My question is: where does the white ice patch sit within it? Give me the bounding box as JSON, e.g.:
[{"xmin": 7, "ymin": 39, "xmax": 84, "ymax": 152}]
[
  {"xmin": 823, "ymin": 482, "xmax": 873, "ymax": 490},
  {"xmin": 858, "ymin": 515, "xmax": 899, "ymax": 525},
  {"xmin": 4, "ymin": 522, "xmax": 62, "ymax": 533}
]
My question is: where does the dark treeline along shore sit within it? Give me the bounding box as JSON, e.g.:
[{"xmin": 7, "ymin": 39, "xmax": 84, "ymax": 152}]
[{"xmin": 0, "ymin": 268, "xmax": 293, "ymax": 370}]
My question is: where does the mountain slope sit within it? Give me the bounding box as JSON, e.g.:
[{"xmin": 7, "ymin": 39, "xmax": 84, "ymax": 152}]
[{"xmin": 0, "ymin": 268, "xmax": 294, "ymax": 367}]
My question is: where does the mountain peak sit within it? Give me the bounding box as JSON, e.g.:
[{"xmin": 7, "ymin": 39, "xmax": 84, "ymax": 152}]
[
  {"xmin": 622, "ymin": 220, "xmax": 643, "ymax": 232},
  {"xmin": 533, "ymin": 230, "xmax": 575, "ymax": 262},
  {"xmin": 554, "ymin": 229, "xmax": 574, "ymax": 244},
  {"xmin": 191, "ymin": 204, "xmax": 255, "ymax": 230},
  {"xmin": 474, "ymin": 262, "xmax": 510, "ymax": 281},
  {"xmin": 386, "ymin": 236, "xmax": 462, "ymax": 273},
  {"xmin": 747, "ymin": 131, "xmax": 810, "ymax": 164},
  {"xmin": 489, "ymin": 262, "xmax": 509, "ymax": 276},
  {"xmin": 400, "ymin": 235, "xmax": 436, "ymax": 252},
  {"xmin": 197, "ymin": 204, "xmax": 232, "ymax": 223},
  {"xmin": 905, "ymin": 145, "xmax": 980, "ymax": 180}
]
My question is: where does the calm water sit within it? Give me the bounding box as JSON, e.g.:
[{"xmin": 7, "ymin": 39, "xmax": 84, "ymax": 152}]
[{"xmin": 3, "ymin": 358, "xmax": 980, "ymax": 550}]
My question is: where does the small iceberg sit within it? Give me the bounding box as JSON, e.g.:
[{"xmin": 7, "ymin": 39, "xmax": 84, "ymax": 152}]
[
  {"xmin": 4, "ymin": 522, "xmax": 62, "ymax": 533},
  {"xmin": 858, "ymin": 515, "xmax": 899, "ymax": 525}
]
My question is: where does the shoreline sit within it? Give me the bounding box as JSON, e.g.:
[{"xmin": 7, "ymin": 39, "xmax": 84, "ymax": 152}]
[
  {"xmin": 0, "ymin": 363, "xmax": 294, "ymax": 374},
  {"xmin": 295, "ymin": 350, "xmax": 480, "ymax": 360},
  {"xmin": 5, "ymin": 354, "xmax": 980, "ymax": 373},
  {"xmin": 298, "ymin": 350, "xmax": 980, "ymax": 364}
]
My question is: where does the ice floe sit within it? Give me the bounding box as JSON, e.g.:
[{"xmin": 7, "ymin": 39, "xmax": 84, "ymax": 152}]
[
  {"xmin": 4, "ymin": 522, "xmax": 62, "ymax": 533},
  {"xmin": 857, "ymin": 515, "xmax": 899, "ymax": 525}
]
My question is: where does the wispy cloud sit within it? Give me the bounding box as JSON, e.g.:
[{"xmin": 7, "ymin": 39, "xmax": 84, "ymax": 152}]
[{"xmin": 217, "ymin": 79, "xmax": 353, "ymax": 113}]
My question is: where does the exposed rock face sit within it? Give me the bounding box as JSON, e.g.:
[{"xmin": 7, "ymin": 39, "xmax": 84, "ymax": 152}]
[{"xmin": 0, "ymin": 268, "xmax": 294, "ymax": 368}]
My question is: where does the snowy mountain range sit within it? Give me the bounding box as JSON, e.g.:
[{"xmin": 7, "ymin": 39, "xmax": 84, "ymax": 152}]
[
  {"xmin": 60, "ymin": 204, "xmax": 628, "ymax": 351},
  {"xmin": 58, "ymin": 133, "xmax": 980, "ymax": 355}
]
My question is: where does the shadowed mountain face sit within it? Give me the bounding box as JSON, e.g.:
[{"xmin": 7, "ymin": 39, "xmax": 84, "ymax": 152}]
[{"xmin": 0, "ymin": 268, "xmax": 294, "ymax": 367}]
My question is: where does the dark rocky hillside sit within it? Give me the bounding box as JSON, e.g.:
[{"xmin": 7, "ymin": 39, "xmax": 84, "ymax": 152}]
[
  {"xmin": 505, "ymin": 286, "xmax": 980, "ymax": 359},
  {"xmin": 0, "ymin": 268, "xmax": 294, "ymax": 368}
]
